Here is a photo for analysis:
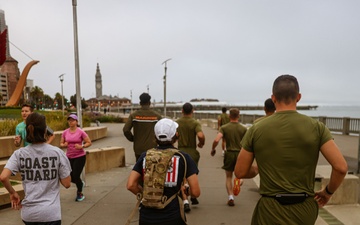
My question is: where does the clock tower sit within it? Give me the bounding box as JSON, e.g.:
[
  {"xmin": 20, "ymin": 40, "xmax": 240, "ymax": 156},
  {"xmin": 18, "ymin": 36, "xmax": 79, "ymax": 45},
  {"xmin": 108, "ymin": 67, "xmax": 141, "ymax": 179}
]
[{"xmin": 95, "ymin": 63, "xmax": 102, "ymax": 98}]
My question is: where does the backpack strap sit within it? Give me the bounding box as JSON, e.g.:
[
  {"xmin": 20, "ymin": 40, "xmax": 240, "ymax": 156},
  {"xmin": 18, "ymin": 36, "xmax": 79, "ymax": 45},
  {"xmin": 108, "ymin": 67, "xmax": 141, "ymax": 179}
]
[
  {"xmin": 155, "ymin": 149, "xmax": 187, "ymax": 208},
  {"xmin": 125, "ymin": 194, "xmax": 142, "ymax": 225},
  {"xmin": 165, "ymin": 150, "xmax": 188, "ymax": 224}
]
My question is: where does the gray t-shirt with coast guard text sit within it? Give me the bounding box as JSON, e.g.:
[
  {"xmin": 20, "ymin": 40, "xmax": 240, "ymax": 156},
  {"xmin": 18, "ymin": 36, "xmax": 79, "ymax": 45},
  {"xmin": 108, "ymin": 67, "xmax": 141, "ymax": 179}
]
[{"xmin": 5, "ymin": 143, "xmax": 71, "ymax": 222}]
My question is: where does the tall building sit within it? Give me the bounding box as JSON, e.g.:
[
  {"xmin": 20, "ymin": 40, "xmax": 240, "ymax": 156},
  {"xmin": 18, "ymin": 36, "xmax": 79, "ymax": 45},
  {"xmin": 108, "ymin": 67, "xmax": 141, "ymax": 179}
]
[
  {"xmin": 0, "ymin": 10, "xmax": 20, "ymax": 106},
  {"xmin": 0, "ymin": 10, "xmax": 4, "ymax": 31},
  {"xmin": 95, "ymin": 63, "xmax": 102, "ymax": 98}
]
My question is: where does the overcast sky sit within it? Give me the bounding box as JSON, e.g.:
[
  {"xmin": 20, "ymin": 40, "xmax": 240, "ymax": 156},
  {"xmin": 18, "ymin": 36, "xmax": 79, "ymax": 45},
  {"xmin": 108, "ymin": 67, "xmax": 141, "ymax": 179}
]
[{"xmin": 1, "ymin": 0, "xmax": 359, "ymax": 105}]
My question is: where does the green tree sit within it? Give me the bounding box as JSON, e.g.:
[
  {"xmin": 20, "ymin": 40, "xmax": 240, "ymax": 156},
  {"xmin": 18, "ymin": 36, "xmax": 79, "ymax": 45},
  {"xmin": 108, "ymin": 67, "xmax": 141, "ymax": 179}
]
[
  {"xmin": 43, "ymin": 94, "xmax": 54, "ymax": 109},
  {"xmin": 54, "ymin": 92, "xmax": 63, "ymax": 110},
  {"xmin": 70, "ymin": 94, "xmax": 88, "ymax": 109},
  {"xmin": 30, "ymin": 86, "xmax": 44, "ymax": 110},
  {"xmin": 54, "ymin": 93, "xmax": 70, "ymax": 110}
]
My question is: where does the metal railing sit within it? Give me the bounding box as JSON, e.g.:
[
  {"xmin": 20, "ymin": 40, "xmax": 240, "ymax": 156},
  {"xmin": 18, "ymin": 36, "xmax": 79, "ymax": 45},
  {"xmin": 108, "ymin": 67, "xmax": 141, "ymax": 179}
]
[{"xmin": 172, "ymin": 112, "xmax": 360, "ymax": 136}]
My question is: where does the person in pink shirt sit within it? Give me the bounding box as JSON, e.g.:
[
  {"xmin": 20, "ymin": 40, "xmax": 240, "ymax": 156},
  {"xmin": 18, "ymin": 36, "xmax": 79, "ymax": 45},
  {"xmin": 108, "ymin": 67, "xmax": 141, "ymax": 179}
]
[{"xmin": 60, "ymin": 114, "xmax": 92, "ymax": 202}]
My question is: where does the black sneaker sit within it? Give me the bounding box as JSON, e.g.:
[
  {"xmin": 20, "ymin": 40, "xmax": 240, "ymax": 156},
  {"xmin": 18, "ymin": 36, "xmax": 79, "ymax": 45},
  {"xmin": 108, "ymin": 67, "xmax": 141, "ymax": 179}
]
[
  {"xmin": 184, "ymin": 203, "xmax": 191, "ymax": 212},
  {"xmin": 191, "ymin": 198, "xmax": 199, "ymax": 205}
]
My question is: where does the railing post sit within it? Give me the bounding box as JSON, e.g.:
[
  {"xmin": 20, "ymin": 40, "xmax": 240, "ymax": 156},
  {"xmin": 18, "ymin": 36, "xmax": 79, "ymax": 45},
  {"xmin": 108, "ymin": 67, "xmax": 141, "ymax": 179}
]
[
  {"xmin": 319, "ymin": 116, "xmax": 327, "ymax": 125},
  {"xmin": 358, "ymin": 129, "xmax": 360, "ymax": 174},
  {"xmin": 343, "ymin": 117, "xmax": 350, "ymax": 135}
]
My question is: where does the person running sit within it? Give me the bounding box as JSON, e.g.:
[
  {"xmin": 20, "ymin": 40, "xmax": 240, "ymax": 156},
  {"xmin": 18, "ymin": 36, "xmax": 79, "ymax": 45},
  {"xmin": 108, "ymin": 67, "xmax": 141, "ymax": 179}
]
[
  {"xmin": 235, "ymin": 74, "xmax": 348, "ymax": 225},
  {"xmin": 218, "ymin": 107, "xmax": 230, "ymax": 156},
  {"xmin": 14, "ymin": 103, "xmax": 55, "ymax": 147},
  {"xmin": 60, "ymin": 114, "xmax": 92, "ymax": 202},
  {"xmin": 0, "ymin": 112, "xmax": 71, "ymax": 225},
  {"xmin": 253, "ymin": 98, "xmax": 276, "ymax": 124},
  {"xmin": 176, "ymin": 102, "xmax": 205, "ymax": 212},
  {"xmin": 211, "ymin": 108, "xmax": 247, "ymax": 206},
  {"xmin": 123, "ymin": 92, "xmax": 162, "ymax": 161},
  {"xmin": 127, "ymin": 118, "xmax": 200, "ymax": 225}
]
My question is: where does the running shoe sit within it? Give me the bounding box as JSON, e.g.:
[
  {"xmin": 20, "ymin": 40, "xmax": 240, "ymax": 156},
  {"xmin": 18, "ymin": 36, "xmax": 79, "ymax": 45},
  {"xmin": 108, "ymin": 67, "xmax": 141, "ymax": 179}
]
[
  {"xmin": 184, "ymin": 203, "xmax": 191, "ymax": 212},
  {"xmin": 191, "ymin": 197, "xmax": 199, "ymax": 205},
  {"xmin": 76, "ymin": 192, "xmax": 85, "ymax": 202},
  {"xmin": 227, "ymin": 199, "xmax": 235, "ymax": 206},
  {"xmin": 233, "ymin": 178, "xmax": 242, "ymax": 196}
]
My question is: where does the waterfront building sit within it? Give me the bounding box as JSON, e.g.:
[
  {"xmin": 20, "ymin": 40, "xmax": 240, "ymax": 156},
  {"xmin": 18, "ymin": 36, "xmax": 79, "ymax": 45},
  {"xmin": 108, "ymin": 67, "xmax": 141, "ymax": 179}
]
[
  {"xmin": 0, "ymin": 9, "xmax": 21, "ymax": 106},
  {"xmin": 86, "ymin": 96, "xmax": 131, "ymax": 112}
]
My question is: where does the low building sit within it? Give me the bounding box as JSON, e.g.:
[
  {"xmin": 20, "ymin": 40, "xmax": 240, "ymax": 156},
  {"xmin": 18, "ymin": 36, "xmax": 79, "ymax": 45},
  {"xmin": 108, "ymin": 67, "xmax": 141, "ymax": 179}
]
[{"xmin": 86, "ymin": 95, "xmax": 131, "ymax": 112}]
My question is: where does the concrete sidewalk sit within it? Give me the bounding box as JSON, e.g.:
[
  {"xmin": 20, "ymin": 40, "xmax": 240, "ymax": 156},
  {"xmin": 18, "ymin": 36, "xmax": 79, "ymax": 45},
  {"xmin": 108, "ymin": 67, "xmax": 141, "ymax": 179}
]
[{"xmin": 1, "ymin": 123, "xmax": 359, "ymax": 225}]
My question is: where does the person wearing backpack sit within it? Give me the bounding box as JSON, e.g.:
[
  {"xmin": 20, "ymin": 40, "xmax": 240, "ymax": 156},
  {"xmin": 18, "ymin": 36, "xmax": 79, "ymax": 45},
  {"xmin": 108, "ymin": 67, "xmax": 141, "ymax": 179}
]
[{"xmin": 127, "ymin": 118, "xmax": 200, "ymax": 225}]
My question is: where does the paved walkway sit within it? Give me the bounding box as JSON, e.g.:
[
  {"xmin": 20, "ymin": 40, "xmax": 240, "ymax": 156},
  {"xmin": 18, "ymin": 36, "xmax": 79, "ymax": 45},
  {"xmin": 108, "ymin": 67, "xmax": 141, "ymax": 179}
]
[{"xmin": 1, "ymin": 123, "xmax": 359, "ymax": 225}]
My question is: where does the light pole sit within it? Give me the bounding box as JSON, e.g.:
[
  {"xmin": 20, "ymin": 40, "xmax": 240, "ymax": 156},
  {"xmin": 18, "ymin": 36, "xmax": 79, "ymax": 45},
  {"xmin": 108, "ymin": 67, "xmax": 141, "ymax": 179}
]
[
  {"xmin": 130, "ymin": 90, "xmax": 133, "ymax": 114},
  {"xmin": 162, "ymin": 58, "xmax": 171, "ymax": 118},
  {"xmin": 72, "ymin": 0, "xmax": 85, "ymax": 184},
  {"xmin": 72, "ymin": 0, "xmax": 82, "ymax": 127},
  {"xmin": 59, "ymin": 73, "xmax": 65, "ymax": 116}
]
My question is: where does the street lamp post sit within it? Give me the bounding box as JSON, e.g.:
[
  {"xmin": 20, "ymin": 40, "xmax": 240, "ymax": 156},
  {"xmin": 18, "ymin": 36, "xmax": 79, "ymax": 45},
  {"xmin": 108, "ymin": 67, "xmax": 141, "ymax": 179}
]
[
  {"xmin": 130, "ymin": 90, "xmax": 133, "ymax": 114},
  {"xmin": 72, "ymin": 0, "xmax": 82, "ymax": 127},
  {"xmin": 71, "ymin": 0, "xmax": 85, "ymax": 184},
  {"xmin": 59, "ymin": 73, "xmax": 65, "ymax": 116},
  {"xmin": 162, "ymin": 58, "xmax": 171, "ymax": 118}
]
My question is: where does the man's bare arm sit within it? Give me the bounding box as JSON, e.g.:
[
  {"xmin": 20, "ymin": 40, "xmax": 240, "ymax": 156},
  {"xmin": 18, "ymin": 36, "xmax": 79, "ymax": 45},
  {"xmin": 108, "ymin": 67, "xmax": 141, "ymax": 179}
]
[
  {"xmin": 197, "ymin": 131, "xmax": 205, "ymax": 148},
  {"xmin": 315, "ymin": 140, "xmax": 347, "ymax": 206},
  {"xmin": 234, "ymin": 148, "xmax": 258, "ymax": 179}
]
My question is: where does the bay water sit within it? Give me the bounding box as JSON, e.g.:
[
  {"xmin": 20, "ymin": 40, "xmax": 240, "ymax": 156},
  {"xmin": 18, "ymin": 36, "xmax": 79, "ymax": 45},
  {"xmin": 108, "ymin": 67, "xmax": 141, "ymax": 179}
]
[{"xmin": 200, "ymin": 105, "xmax": 360, "ymax": 119}]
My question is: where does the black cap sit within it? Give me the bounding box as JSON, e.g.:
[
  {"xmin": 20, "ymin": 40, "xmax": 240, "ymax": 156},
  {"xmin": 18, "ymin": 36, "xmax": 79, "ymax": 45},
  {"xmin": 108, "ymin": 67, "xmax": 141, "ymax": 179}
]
[{"xmin": 139, "ymin": 93, "xmax": 151, "ymax": 104}]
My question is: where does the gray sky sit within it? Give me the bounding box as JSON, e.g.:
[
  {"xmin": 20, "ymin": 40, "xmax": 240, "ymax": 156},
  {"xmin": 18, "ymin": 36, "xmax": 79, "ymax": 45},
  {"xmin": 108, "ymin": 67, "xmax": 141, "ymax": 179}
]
[{"xmin": 1, "ymin": 0, "xmax": 359, "ymax": 105}]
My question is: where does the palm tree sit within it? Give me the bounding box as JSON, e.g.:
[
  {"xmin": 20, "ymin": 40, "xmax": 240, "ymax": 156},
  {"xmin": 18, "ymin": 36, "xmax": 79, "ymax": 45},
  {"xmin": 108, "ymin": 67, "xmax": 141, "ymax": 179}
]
[{"xmin": 30, "ymin": 86, "xmax": 44, "ymax": 110}]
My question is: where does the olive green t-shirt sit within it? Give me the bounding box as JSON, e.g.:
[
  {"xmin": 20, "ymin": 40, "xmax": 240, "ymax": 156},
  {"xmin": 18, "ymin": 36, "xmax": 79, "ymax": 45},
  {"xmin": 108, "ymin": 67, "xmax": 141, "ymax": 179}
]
[
  {"xmin": 219, "ymin": 122, "xmax": 247, "ymax": 151},
  {"xmin": 241, "ymin": 110, "xmax": 332, "ymax": 196},
  {"xmin": 218, "ymin": 113, "xmax": 230, "ymax": 126},
  {"xmin": 176, "ymin": 117, "xmax": 202, "ymax": 151}
]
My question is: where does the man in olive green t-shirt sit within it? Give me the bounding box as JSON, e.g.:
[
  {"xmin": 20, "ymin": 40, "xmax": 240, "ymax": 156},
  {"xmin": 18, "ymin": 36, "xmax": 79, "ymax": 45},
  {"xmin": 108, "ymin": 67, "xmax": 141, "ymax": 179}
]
[
  {"xmin": 234, "ymin": 75, "xmax": 347, "ymax": 225},
  {"xmin": 212, "ymin": 108, "xmax": 247, "ymax": 207},
  {"xmin": 176, "ymin": 102, "xmax": 205, "ymax": 212},
  {"xmin": 217, "ymin": 107, "xmax": 230, "ymax": 155},
  {"xmin": 253, "ymin": 98, "xmax": 276, "ymax": 124}
]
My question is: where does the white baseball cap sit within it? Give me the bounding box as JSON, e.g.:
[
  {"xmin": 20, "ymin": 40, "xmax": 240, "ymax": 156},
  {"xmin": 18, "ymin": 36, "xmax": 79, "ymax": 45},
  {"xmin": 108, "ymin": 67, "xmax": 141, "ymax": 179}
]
[{"xmin": 154, "ymin": 118, "xmax": 178, "ymax": 142}]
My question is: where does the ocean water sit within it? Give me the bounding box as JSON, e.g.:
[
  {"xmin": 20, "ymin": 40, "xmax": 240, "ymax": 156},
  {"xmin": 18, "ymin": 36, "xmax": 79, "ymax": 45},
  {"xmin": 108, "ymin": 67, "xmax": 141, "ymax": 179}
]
[
  {"xmin": 202, "ymin": 105, "xmax": 360, "ymax": 118},
  {"xmin": 297, "ymin": 105, "xmax": 360, "ymax": 118}
]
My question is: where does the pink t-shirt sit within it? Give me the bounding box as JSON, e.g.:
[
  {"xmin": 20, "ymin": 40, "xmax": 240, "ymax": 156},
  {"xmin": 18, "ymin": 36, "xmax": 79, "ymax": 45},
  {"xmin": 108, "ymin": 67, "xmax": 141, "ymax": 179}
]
[{"xmin": 62, "ymin": 128, "xmax": 88, "ymax": 159}]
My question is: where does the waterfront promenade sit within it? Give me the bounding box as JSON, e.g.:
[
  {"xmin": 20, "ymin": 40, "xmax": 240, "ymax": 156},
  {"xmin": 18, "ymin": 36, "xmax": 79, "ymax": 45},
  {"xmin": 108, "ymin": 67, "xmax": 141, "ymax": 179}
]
[{"xmin": 0, "ymin": 122, "xmax": 359, "ymax": 225}]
